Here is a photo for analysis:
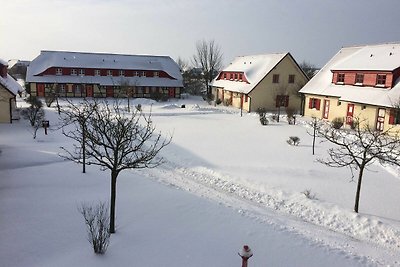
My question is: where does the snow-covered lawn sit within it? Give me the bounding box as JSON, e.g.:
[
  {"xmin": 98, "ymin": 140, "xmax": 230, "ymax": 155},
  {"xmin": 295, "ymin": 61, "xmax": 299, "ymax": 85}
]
[{"xmin": 1, "ymin": 96, "xmax": 399, "ymax": 266}]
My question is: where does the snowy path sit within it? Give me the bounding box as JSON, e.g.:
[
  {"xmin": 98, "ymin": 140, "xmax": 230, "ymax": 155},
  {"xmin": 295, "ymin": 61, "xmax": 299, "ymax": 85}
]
[{"xmin": 141, "ymin": 159, "xmax": 400, "ymax": 266}]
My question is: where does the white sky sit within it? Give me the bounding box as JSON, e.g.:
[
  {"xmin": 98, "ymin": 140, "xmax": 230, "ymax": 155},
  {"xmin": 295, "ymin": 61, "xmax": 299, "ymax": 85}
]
[{"xmin": 1, "ymin": 0, "xmax": 400, "ymax": 68}]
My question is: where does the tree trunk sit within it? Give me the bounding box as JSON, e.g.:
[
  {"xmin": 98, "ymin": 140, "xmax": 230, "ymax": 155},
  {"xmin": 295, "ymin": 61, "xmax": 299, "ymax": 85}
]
[
  {"xmin": 109, "ymin": 171, "xmax": 118, "ymax": 233},
  {"xmin": 82, "ymin": 126, "xmax": 86, "ymax": 173},
  {"xmin": 354, "ymin": 166, "xmax": 364, "ymax": 213},
  {"xmin": 312, "ymin": 120, "xmax": 316, "ymax": 155}
]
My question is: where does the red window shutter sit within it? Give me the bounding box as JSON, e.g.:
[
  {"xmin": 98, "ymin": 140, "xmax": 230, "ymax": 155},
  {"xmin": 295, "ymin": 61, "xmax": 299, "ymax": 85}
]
[
  {"xmin": 316, "ymin": 99, "xmax": 321, "ymax": 110},
  {"xmin": 389, "ymin": 110, "xmax": 395, "ymax": 125},
  {"xmin": 309, "ymin": 98, "xmax": 313, "ymax": 109}
]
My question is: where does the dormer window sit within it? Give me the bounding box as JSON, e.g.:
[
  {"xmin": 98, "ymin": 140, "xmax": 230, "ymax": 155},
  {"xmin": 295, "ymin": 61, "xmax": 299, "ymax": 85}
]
[
  {"xmin": 119, "ymin": 70, "xmax": 125, "ymax": 76},
  {"xmin": 94, "ymin": 69, "xmax": 101, "ymax": 76},
  {"xmin": 376, "ymin": 74, "xmax": 386, "ymax": 86},
  {"xmin": 239, "ymin": 73, "xmax": 243, "ymax": 81},
  {"xmin": 107, "ymin": 70, "xmax": 113, "ymax": 76},
  {"xmin": 234, "ymin": 73, "xmax": 238, "ymax": 80},
  {"xmin": 141, "ymin": 71, "xmax": 146, "ymax": 77},
  {"xmin": 337, "ymin": 73, "xmax": 345, "ymax": 84},
  {"xmin": 355, "ymin": 73, "xmax": 364, "ymax": 85},
  {"xmin": 134, "ymin": 71, "xmax": 139, "ymax": 76},
  {"xmin": 79, "ymin": 69, "xmax": 85, "ymax": 76},
  {"xmin": 71, "ymin": 69, "xmax": 77, "ymax": 76},
  {"xmin": 56, "ymin": 68, "xmax": 62, "ymax": 75},
  {"xmin": 154, "ymin": 71, "xmax": 159, "ymax": 77}
]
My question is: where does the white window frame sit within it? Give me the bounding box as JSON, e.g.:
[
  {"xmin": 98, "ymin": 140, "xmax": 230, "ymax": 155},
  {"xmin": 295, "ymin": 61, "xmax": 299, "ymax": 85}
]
[
  {"xmin": 56, "ymin": 68, "xmax": 62, "ymax": 75},
  {"xmin": 95, "ymin": 69, "xmax": 101, "ymax": 76},
  {"xmin": 79, "ymin": 69, "xmax": 85, "ymax": 76},
  {"xmin": 71, "ymin": 69, "xmax": 77, "ymax": 76},
  {"xmin": 107, "ymin": 70, "xmax": 113, "ymax": 76}
]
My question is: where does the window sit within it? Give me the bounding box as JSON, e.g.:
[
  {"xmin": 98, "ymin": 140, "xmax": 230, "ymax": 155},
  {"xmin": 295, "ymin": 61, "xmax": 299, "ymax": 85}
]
[
  {"xmin": 107, "ymin": 70, "xmax": 113, "ymax": 76},
  {"xmin": 154, "ymin": 71, "xmax": 159, "ymax": 77},
  {"xmin": 94, "ymin": 69, "xmax": 101, "ymax": 76},
  {"xmin": 288, "ymin": 74, "xmax": 295, "ymax": 84},
  {"xmin": 389, "ymin": 109, "xmax": 400, "ymax": 125},
  {"xmin": 59, "ymin": 84, "xmax": 66, "ymax": 93},
  {"xmin": 355, "ymin": 73, "xmax": 364, "ymax": 84},
  {"xmin": 230, "ymin": 73, "xmax": 234, "ymax": 80},
  {"xmin": 223, "ymin": 73, "xmax": 227, "ymax": 79},
  {"xmin": 79, "ymin": 69, "xmax": 85, "ymax": 76},
  {"xmin": 56, "ymin": 68, "xmax": 62, "ymax": 75},
  {"xmin": 75, "ymin": 84, "xmax": 81, "ymax": 94},
  {"xmin": 119, "ymin": 70, "xmax": 125, "ymax": 76},
  {"xmin": 234, "ymin": 73, "xmax": 238, "ymax": 80},
  {"xmin": 71, "ymin": 69, "xmax": 77, "ymax": 76},
  {"xmin": 276, "ymin": 95, "xmax": 289, "ymax": 107},
  {"xmin": 376, "ymin": 74, "xmax": 386, "ymax": 86},
  {"xmin": 239, "ymin": 73, "xmax": 243, "ymax": 81},
  {"xmin": 134, "ymin": 71, "xmax": 139, "ymax": 76},
  {"xmin": 337, "ymin": 73, "xmax": 345, "ymax": 83},
  {"xmin": 308, "ymin": 98, "xmax": 321, "ymax": 110},
  {"xmin": 272, "ymin": 74, "xmax": 280, "ymax": 83},
  {"xmin": 142, "ymin": 71, "xmax": 146, "ymax": 77}
]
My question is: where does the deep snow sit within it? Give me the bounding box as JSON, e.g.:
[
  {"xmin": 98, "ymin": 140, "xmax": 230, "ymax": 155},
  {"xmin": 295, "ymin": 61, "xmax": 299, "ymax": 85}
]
[{"xmin": 1, "ymin": 96, "xmax": 400, "ymax": 266}]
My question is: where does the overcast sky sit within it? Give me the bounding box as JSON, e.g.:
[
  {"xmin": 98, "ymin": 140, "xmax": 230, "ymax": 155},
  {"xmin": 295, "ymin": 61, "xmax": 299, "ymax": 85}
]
[{"xmin": 1, "ymin": 0, "xmax": 400, "ymax": 68}]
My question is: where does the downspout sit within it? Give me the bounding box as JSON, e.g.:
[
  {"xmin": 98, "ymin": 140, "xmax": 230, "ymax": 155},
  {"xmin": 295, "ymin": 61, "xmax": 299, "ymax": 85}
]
[{"xmin": 9, "ymin": 97, "xmax": 13, "ymax": 123}]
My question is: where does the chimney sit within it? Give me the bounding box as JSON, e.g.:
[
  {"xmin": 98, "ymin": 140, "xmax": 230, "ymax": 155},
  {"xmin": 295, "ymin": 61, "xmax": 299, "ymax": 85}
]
[{"xmin": 0, "ymin": 63, "xmax": 8, "ymax": 78}]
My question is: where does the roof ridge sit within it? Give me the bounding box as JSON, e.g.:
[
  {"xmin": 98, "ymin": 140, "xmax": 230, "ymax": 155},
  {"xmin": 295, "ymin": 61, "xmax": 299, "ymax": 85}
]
[{"xmin": 41, "ymin": 50, "xmax": 170, "ymax": 58}]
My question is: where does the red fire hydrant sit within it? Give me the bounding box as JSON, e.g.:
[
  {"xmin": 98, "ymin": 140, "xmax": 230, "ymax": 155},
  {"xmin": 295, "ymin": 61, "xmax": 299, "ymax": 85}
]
[{"xmin": 238, "ymin": 245, "xmax": 253, "ymax": 267}]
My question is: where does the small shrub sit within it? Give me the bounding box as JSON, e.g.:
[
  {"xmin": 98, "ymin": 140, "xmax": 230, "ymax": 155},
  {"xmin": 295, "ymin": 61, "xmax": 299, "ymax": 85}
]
[
  {"xmin": 224, "ymin": 98, "xmax": 232, "ymax": 106},
  {"xmin": 259, "ymin": 115, "xmax": 269, "ymax": 125},
  {"xmin": 45, "ymin": 95, "xmax": 56, "ymax": 107},
  {"xmin": 302, "ymin": 189, "xmax": 317, "ymax": 200},
  {"xmin": 78, "ymin": 202, "xmax": 110, "ymax": 255},
  {"xmin": 350, "ymin": 119, "xmax": 359, "ymax": 130},
  {"xmin": 257, "ymin": 108, "xmax": 269, "ymax": 125},
  {"xmin": 285, "ymin": 107, "xmax": 296, "ymax": 124},
  {"xmin": 287, "ymin": 136, "xmax": 300, "ymax": 146},
  {"xmin": 331, "ymin": 117, "xmax": 344, "ymax": 129}
]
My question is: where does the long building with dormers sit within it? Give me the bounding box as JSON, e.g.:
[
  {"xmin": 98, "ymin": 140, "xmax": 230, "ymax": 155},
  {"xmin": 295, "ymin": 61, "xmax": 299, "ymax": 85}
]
[{"xmin": 26, "ymin": 51, "xmax": 183, "ymax": 99}]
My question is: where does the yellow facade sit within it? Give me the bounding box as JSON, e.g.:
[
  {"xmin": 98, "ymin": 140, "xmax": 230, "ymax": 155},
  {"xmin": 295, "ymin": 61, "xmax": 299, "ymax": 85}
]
[
  {"xmin": 0, "ymin": 85, "xmax": 16, "ymax": 123},
  {"xmin": 213, "ymin": 54, "xmax": 307, "ymax": 113},
  {"xmin": 303, "ymin": 94, "xmax": 400, "ymax": 133}
]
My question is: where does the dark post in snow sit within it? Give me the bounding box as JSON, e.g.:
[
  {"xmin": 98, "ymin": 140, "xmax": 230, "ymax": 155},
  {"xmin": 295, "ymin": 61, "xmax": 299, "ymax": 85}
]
[
  {"xmin": 238, "ymin": 245, "xmax": 253, "ymax": 267},
  {"xmin": 42, "ymin": 120, "xmax": 49, "ymax": 135}
]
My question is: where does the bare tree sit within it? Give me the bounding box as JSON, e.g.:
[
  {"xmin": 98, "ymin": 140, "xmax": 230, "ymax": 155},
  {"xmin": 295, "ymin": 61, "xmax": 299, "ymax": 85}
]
[
  {"xmin": 119, "ymin": 79, "xmax": 139, "ymax": 113},
  {"xmin": 192, "ymin": 39, "xmax": 223, "ymax": 98},
  {"xmin": 60, "ymin": 99, "xmax": 98, "ymax": 173},
  {"xmin": 176, "ymin": 57, "xmax": 189, "ymax": 73},
  {"xmin": 61, "ymin": 99, "xmax": 171, "ymax": 233},
  {"xmin": 21, "ymin": 96, "xmax": 45, "ymax": 139},
  {"xmin": 317, "ymin": 118, "xmax": 400, "ymax": 213},
  {"xmin": 299, "ymin": 61, "xmax": 318, "ymax": 79}
]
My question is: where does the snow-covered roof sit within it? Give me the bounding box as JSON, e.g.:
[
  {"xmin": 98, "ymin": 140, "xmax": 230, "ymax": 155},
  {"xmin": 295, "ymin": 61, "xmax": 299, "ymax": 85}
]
[
  {"xmin": 210, "ymin": 53, "xmax": 288, "ymax": 94},
  {"xmin": 26, "ymin": 50, "xmax": 183, "ymax": 85},
  {"xmin": 332, "ymin": 43, "xmax": 400, "ymax": 71},
  {"xmin": 0, "ymin": 58, "xmax": 8, "ymax": 66},
  {"xmin": 0, "ymin": 74, "xmax": 23, "ymax": 96},
  {"xmin": 300, "ymin": 43, "xmax": 400, "ymax": 108}
]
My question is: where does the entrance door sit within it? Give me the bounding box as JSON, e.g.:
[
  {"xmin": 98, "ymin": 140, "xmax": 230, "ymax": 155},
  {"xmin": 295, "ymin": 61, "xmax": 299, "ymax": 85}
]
[
  {"xmin": 106, "ymin": 86, "xmax": 113, "ymax": 97},
  {"xmin": 86, "ymin": 85, "xmax": 93, "ymax": 97},
  {"xmin": 376, "ymin": 108, "xmax": 385, "ymax": 131},
  {"xmin": 168, "ymin": 88, "xmax": 175, "ymax": 98},
  {"xmin": 37, "ymin": 84, "xmax": 45, "ymax": 97},
  {"xmin": 323, "ymin": 100, "xmax": 330, "ymax": 119},
  {"xmin": 346, "ymin": 104, "xmax": 354, "ymax": 125}
]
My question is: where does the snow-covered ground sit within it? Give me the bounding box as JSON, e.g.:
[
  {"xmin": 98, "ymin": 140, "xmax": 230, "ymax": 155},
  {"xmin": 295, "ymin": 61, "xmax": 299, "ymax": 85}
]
[{"xmin": 1, "ymin": 96, "xmax": 400, "ymax": 266}]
